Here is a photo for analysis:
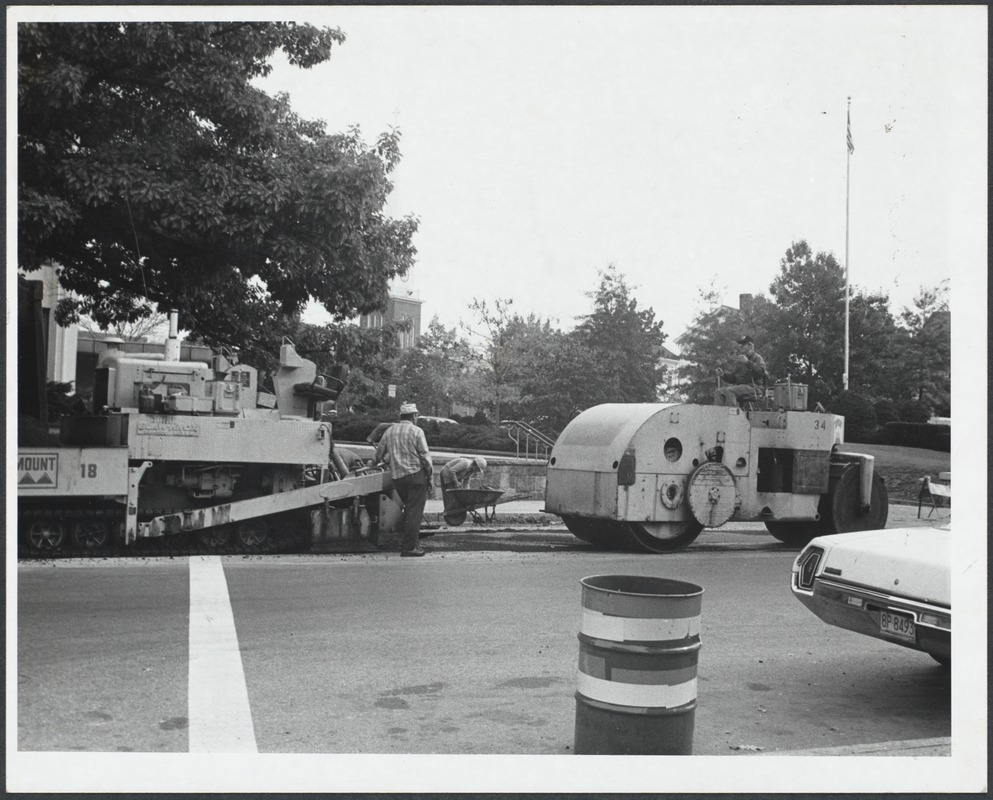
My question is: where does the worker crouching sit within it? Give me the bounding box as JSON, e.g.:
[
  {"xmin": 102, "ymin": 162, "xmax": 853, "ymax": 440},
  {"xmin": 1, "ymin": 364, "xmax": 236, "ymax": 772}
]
[{"xmin": 440, "ymin": 456, "xmax": 488, "ymax": 517}]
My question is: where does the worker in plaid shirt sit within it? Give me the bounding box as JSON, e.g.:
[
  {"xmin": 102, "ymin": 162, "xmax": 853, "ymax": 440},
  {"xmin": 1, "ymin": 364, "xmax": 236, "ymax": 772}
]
[{"xmin": 375, "ymin": 402, "xmax": 434, "ymax": 556}]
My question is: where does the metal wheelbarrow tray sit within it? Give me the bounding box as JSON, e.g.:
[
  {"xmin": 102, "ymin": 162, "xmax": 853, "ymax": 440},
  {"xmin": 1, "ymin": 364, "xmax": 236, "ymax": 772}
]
[{"xmin": 442, "ymin": 487, "xmax": 528, "ymax": 526}]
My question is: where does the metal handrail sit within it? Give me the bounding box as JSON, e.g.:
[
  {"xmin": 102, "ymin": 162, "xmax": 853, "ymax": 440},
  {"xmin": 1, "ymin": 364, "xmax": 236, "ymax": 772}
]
[{"xmin": 502, "ymin": 420, "xmax": 556, "ymax": 461}]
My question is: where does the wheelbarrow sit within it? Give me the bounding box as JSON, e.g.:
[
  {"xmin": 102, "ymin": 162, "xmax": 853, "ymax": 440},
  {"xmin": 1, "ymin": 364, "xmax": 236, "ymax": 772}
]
[{"xmin": 441, "ymin": 487, "xmax": 527, "ymax": 526}]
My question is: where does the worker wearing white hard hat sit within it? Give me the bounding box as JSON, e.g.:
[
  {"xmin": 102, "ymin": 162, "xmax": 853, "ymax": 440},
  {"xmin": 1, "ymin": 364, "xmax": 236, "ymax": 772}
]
[
  {"xmin": 440, "ymin": 456, "xmax": 488, "ymax": 516},
  {"xmin": 441, "ymin": 456, "xmax": 487, "ymax": 489}
]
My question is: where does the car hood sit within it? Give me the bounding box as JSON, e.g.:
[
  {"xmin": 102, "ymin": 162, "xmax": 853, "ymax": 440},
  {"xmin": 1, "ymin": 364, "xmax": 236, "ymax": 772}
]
[{"xmin": 811, "ymin": 527, "xmax": 951, "ymax": 607}]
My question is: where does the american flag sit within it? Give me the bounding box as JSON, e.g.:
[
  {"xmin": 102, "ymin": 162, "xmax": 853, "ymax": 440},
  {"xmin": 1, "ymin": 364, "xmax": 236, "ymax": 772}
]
[{"xmin": 847, "ymin": 107, "xmax": 854, "ymax": 155}]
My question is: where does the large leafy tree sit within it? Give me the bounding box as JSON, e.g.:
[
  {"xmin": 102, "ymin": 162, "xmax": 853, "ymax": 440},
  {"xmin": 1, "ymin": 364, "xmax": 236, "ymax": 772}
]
[
  {"xmin": 764, "ymin": 240, "xmax": 846, "ymax": 399},
  {"xmin": 465, "ymin": 298, "xmax": 524, "ymax": 424},
  {"xmin": 18, "ymin": 21, "xmax": 418, "ymax": 353},
  {"xmin": 394, "ymin": 318, "xmax": 475, "ymax": 418},
  {"xmin": 846, "ymin": 290, "xmax": 905, "ymax": 399},
  {"xmin": 895, "ymin": 282, "xmax": 951, "ymax": 414},
  {"xmin": 497, "ymin": 315, "xmax": 584, "ymax": 433},
  {"xmin": 675, "ymin": 280, "xmax": 779, "ymax": 404},
  {"xmin": 764, "ymin": 241, "xmax": 909, "ymax": 403},
  {"xmin": 572, "ymin": 266, "xmax": 669, "ymax": 405}
]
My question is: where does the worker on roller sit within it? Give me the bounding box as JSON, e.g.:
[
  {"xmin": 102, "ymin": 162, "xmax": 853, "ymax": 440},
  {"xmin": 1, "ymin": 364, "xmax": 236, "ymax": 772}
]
[
  {"xmin": 440, "ymin": 456, "xmax": 488, "ymax": 519},
  {"xmin": 715, "ymin": 336, "xmax": 772, "ymax": 407},
  {"xmin": 375, "ymin": 402, "xmax": 433, "ymax": 557}
]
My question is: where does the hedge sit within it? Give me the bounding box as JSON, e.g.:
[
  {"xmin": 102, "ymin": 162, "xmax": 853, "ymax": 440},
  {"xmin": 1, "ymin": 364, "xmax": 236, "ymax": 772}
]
[
  {"xmin": 828, "ymin": 391, "xmax": 877, "ymax": 443},
  {"xmin": 330, "ymin": 413, "xmax": 518, "ymax": 453},
  {"xmin": 881, "ymin": 422, "xmax": 950, "ymax": 452}
]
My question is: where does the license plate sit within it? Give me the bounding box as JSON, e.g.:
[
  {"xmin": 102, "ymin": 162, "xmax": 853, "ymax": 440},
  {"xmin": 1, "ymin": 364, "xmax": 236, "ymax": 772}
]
[{"xmin": 879, "ymin": 610, "xmax": 916, "ymax": 642}]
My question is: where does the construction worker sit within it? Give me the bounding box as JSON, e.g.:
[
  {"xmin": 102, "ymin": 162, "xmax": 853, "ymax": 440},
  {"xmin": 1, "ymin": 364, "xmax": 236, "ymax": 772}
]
[
  {"xmin": 440, "ymin": 456, "xmax": 488, "ymax": 517},
  {"xmin": 375, "ymin": 402, "xmax": 433, "ymax": 557},
  {"xmin": 715, "ymin": 336, "xmax": 772, "ymax": 407}
]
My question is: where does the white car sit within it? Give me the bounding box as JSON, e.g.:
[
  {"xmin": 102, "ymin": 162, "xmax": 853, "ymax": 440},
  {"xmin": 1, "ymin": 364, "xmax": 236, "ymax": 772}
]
[
  {"xmin": 791, "ymin": 526, "xmax": 951, "ymax": 666},
  {"xmin": 417, "ymin": 416, "xmax": 460, "ymax": 426}
]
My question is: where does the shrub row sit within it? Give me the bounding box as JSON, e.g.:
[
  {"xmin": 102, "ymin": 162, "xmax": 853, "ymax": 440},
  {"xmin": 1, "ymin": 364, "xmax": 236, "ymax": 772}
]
[
  {"xmin": 878, "ymin": 422, "xmax": 950, "ymax": 452},
  {"xmin": 826, "ymin": 392, "xmax": 949, "ymax": 450},
  {"xmin": 331, "ymin": 413, "xmax": 518, "ymax": 453}
]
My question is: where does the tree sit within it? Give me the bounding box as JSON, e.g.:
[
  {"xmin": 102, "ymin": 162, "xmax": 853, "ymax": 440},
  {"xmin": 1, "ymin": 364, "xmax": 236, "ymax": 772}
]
[
  {"xmin": 18, "ymin": 22, "xmax": 418, "ymax": 355},
  {"xmin": 895, "ymin": 282, "xmax": 951, "ymax": 414},
  {"xmin": 676, "ymin": 285, "xmax": 778, "ymax": 404},
  {"xmin": 81, "ymin": 310, "xmax": 169, "ymax": 342},
  {"xmin": 765, "ymin": 241, "xmax": 846, "ymax": 399},
  {"xmin": 499, "ymin": 316, "xmax": 587, "ymax": 433},
  {"xmin": 572, "ymin": 265, "xmax": 669, "ymax": 405},
  {"xmin": 394, "ymin": 318, "xmax": 474, "ymax": 417},
  {"xmin": 846, "ymin": 290, "xmax": 904, "ymax": 400},
  {"xmin": 465, "ymin": 298, "xmax": 523, "ymax": 425},
  {"xmin": 678, "ymin": 245, "xmax": 906, "ymax": 408}
]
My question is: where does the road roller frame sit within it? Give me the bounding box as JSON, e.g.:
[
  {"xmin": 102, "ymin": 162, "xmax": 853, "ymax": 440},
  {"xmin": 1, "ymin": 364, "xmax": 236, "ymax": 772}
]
[{"xmin": 543, "ymin": 400, "xmax": 888, "ymax": 552}]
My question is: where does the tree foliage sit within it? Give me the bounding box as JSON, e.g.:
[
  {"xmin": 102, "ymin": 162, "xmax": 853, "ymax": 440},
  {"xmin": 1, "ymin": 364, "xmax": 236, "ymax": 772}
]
[
  {"xmin": 675, "ymin": 240, "xmax": 950, "ymax": 420},
  {"xmin": 464, "ymin": 298, "xmax": 524, "ymax": 424},
  {"xmin": 896, "ymin": 281, "xmax": 950, "ymax": 414},
  {"xmin": 501, "ymin": 318, "xmax": 590, "ymax": 432},
  {"xmin": 846, "ymin": 290, "xmax": 906, "ymax": 400},
  {"xmin": 764, "ymin": 241, "xmax": 846, "ymax": 396},
  {"xmin": 18, "ymin": 21, "xmax": 418, "ymax": 355},
  {"xmin": 572, "ymin": 266, "xmax": 669, "ymax": 404},
  {"xmin": 393, "ymin": 318, "xmax": 475, "ymax": 418},
  {"xmin": 676, "ymin": 285, "xmax": 777, "ymax": 404}
]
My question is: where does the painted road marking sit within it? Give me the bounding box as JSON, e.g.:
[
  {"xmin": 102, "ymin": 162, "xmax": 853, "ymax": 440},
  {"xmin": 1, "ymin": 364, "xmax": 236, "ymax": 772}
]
[{"xmin": 188, "ymin": 556, "xmax": 258, "ymax": 752}]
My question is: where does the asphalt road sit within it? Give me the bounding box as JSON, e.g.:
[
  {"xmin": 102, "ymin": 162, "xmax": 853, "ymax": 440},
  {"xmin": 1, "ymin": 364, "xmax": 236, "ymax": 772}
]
[{"xmin": 17, "ymin": 525, "xmax": 951, "ymax": 762}]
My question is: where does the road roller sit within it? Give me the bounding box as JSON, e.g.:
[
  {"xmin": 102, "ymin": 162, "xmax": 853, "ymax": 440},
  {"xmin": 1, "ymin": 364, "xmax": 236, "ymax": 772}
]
[{"xmin": 543, "ymin": 386, "xmax": 887, "ymax": 553}]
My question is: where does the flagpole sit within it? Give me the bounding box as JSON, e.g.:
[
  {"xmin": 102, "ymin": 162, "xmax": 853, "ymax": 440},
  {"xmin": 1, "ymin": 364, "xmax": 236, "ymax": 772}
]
[{"xmin": 843, "ymin": 96, "xmax": 852, "ymax": 391}]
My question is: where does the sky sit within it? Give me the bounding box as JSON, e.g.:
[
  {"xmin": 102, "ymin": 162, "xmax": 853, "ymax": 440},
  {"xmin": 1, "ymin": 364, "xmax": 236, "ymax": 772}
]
[{"xmin": 251, "ymin": 5, "xmax": 987, "ymax": 348}]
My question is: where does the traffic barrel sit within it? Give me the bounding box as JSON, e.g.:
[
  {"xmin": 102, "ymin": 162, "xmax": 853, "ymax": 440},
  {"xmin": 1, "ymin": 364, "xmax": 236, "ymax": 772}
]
[{"xmin": 574, "ymin": 574, "xmax": 703, "ymax": 755}]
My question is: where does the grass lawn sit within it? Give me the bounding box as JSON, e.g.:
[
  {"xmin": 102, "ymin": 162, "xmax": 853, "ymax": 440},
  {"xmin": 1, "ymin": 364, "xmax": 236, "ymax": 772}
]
[{"xmin": 845, "ymin": 442, "xmax": 951, "ymax": 503}]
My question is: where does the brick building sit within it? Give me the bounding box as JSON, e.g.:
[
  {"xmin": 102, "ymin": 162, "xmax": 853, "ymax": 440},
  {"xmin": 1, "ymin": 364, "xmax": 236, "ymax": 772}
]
[{"xmin": 359, "ymin": 290, "xmax": 424, "ymax": 350}]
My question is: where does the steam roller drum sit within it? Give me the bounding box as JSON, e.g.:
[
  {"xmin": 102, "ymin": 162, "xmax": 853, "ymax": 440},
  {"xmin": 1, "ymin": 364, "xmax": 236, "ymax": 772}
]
[
  {"xmin": 764, "ymin": 520, "xmax": 819, "ymax": 547},
  {"xmin": 624, "ymin": 520, "xmax": 704, "ymax": 553},
  {"xmin": 564, "ymin": 517, "xmax": 631, "ymax": 549},
  {"xmin": 820, "ymin": 466, "xmax": 889, "ymax": 534}
]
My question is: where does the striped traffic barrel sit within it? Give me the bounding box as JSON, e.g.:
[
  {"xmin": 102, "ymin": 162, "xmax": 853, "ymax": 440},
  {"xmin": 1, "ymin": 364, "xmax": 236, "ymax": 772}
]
[{"xmin": 574, "ymin": 574, "xmax": 703, "ymax": 755}]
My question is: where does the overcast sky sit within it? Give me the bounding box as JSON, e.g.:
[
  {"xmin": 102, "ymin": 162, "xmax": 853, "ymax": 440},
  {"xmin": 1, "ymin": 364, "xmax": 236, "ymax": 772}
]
[{"xmin": 254, "ymin": 5, "xmax": 987, "ymax": 347}]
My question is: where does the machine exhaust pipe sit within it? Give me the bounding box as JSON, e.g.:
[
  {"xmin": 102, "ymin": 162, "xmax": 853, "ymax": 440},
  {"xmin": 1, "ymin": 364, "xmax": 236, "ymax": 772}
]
[{"xmin": 165, "ymin": 309, "xmax": 180, "ymax": 362}]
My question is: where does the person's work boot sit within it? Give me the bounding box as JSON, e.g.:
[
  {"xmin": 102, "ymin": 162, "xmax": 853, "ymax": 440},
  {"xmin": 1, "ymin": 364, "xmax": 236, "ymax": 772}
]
[{"xmin": 400, "ymin": 548, "xmax": 426, "ymax": 557}]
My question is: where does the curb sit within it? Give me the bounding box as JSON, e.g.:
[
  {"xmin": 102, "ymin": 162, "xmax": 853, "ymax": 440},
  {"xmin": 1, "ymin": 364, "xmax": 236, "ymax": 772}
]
[{"xmin": 760, "ymin": 736, "xmax": 951, "ymax": 757}]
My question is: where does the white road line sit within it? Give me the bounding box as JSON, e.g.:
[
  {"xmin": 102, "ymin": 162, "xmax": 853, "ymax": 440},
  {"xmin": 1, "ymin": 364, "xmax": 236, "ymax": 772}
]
[{"xmin": 188, "ymin": 555, "xmax": 258, "ymax": 752}]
